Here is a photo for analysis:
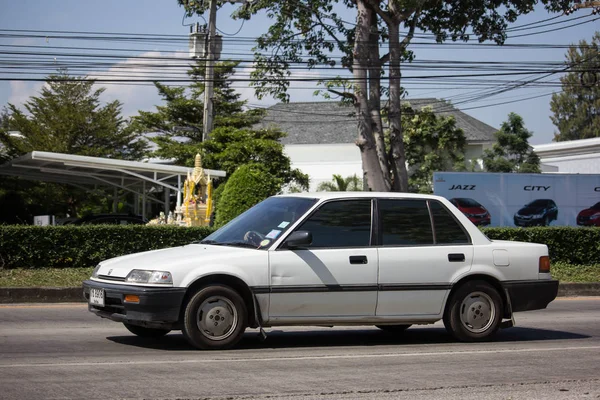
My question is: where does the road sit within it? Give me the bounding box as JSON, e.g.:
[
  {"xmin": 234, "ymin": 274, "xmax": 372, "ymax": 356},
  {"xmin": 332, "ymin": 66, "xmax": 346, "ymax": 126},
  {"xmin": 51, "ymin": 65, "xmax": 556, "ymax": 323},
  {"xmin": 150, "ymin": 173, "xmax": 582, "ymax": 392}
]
[{"xmin": 0, "ymin": 298, "xmax": 599, "ymax": 400}]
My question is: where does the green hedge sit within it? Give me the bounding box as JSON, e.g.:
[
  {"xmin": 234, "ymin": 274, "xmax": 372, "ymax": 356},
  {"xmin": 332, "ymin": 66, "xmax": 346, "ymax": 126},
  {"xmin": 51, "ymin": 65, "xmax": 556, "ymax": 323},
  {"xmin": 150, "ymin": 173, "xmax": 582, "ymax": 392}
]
[
  {"xmin": 483, "ymin": 227, "xmax": 600, "ymax": 265},
  {"xmin": 0, "ymin": 225, "xmax": 213, "ymax": 269},
  {"xmin": 0, "ymin": 225, "xmax": 598, "ymax": 270}
]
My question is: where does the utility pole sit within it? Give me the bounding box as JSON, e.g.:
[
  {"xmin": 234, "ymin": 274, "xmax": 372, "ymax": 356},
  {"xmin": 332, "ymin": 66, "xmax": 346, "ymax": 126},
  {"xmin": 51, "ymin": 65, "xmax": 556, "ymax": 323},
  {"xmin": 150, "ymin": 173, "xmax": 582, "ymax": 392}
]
[{"xmin": 202, "ymin": 0, "xmax": 218, "ymax": 142}]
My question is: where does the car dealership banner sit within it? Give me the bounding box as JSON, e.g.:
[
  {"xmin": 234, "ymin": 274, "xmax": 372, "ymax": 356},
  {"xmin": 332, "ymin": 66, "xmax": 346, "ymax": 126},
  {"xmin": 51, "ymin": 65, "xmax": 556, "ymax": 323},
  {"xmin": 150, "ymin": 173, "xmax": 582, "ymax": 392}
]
[{"xmin": 433, "ymin": 172, "xmax": 600, "ymax": 227}]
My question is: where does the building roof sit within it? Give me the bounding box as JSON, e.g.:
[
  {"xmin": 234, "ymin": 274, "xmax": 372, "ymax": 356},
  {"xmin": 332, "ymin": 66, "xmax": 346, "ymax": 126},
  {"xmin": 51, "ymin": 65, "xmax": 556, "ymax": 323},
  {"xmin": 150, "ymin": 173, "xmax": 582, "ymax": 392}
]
[
  {"xmin": 533, "ymin": 137, "xmax": 600, "ymax": 158},
  {"xmin": 255, "ymin": 99, "xmax": 498, "ymax": 145}
]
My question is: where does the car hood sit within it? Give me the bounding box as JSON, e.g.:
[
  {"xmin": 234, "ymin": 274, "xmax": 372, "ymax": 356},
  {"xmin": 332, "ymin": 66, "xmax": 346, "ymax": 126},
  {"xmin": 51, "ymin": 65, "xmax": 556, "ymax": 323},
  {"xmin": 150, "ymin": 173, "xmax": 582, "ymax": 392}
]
[
  {"xmin": 578, "ymin": 209, "xmax": 600, "ymax": 217},
  {"xmin": 517, "ymin": 207, "xmax": 545, "ymax": 216},
  {"xmin": 95, "ymin": 244, "xmax": 261, "ymax": 279}
]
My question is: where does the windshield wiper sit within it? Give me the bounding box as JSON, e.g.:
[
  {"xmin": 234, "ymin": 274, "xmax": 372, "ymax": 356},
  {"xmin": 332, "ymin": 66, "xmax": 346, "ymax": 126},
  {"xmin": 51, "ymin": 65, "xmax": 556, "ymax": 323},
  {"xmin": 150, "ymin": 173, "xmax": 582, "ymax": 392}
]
[
  {"xmin": 219, "ymin": 241, "xmax": 258, "ymax": 249},
  {"xmin": 193, "ymin": 239, "xmax": 218, "ymax": 245}
]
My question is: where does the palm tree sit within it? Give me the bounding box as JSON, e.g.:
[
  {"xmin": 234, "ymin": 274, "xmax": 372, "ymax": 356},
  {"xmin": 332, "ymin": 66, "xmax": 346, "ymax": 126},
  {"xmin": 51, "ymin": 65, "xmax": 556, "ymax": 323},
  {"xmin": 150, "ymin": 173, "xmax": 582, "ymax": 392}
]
[{"xmin": 317, "ymin": 174, "xmax": 363, "ymax": 191}]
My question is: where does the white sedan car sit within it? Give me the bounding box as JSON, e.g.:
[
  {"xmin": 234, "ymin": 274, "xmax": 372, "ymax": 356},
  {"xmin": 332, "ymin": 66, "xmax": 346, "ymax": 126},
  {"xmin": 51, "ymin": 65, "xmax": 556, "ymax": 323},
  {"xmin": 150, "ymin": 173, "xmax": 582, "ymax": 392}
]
[{"xmin": 83, "ymin": 193, "xmax": 558, "ymax": 350}]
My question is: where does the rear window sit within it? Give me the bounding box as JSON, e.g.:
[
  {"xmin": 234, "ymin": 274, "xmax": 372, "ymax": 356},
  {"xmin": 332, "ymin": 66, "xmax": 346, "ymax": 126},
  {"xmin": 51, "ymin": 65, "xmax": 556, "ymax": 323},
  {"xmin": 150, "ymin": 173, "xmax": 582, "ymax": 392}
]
[{"xmin": 429, "ymin": 201, "xmax": 470, "ymax": 244}]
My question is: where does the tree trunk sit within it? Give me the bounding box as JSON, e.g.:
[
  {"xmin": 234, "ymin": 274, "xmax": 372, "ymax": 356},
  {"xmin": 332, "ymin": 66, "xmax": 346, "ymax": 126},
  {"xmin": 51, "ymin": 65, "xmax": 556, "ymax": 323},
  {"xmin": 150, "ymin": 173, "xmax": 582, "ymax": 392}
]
[
  {"xmin": 354, "ymin": 0, "xmax": 387, "ymax": 192},
  {"xmin": 387, "ymin": 23, "xmax": 409, "ymax": 192},
  {"xmin": 368, "ymin": 12, "xmax": 391, "ymax": 191}
]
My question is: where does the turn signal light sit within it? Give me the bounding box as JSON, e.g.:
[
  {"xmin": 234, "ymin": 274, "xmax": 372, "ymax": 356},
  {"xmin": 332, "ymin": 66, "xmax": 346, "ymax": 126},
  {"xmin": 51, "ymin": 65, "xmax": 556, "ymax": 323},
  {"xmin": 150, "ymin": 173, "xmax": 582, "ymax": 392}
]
[
  {"xmin": 124, "ymin": 294, "xmax": 140, "ymax": 303},
  {"xmin": 539, "ymin": 256, "xmax": 551, "ymax": 273}
]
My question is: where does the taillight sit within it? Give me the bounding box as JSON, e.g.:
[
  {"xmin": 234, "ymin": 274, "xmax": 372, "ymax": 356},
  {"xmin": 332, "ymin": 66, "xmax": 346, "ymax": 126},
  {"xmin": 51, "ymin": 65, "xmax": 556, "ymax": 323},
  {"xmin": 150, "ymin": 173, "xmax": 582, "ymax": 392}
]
[{"xmin": 539, "ymin": 256, "xmax": 550, "ymax": 273}]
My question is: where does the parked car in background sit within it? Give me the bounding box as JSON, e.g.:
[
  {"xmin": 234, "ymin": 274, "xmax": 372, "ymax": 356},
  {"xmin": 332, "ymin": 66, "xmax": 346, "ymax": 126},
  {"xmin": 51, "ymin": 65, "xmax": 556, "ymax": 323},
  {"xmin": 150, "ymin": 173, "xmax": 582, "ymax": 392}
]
[
  {"xmin": 449, "ymin": 198, "xmax": 491, "ymax": 226},
  {"xmin": 83, "ymin": 192, "xmax": 558, "ymax": 350},
  {"xmin": 514, "ymin": 199, "xmax": 558, "ymax": 227},
  {"xmin": 577, "ymin": 202, "xmax": 600, "ymax": 226},
  {"xmin": 69, "ymin": 214, "xmax": 147, "ymax": 225}
]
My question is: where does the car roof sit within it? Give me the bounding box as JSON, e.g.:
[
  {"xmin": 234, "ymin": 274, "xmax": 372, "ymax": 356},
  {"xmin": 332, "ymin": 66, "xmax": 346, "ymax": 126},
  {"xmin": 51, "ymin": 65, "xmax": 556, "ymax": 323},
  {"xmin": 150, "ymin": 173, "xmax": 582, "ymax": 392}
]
[{"xmin": 276, "ymin": 192, "xmax": 448, "ymax": 201}]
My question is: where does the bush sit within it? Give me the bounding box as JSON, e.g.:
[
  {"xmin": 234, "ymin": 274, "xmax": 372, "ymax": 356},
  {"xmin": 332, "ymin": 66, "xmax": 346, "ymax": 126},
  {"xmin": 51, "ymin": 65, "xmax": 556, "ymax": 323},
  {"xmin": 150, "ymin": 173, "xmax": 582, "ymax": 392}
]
[
  {"xmin": 0, "ymin": 225, "xmax": 213, "ymax": 269},
  {"xmin": 215, "ymin": 164, "xmax": 281, "ymax": 227},
  {"xmin": 483, "ymin": 227, "xmax": 600, "ymax": 265}
]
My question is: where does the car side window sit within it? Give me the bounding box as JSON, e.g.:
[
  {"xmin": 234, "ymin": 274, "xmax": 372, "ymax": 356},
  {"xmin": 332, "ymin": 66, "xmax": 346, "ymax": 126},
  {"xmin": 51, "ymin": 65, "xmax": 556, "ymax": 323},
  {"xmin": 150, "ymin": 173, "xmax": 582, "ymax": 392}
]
[
  {"xmin": 379, "ymin": 199, "xmax": 433, "ymax": 245},
  {"xmin": 296, "ymin": 199, "xmax": 372, "ymax": 248},
  {"xmin": 429, "ymin": 200, "xmax": 470, "ymax": 244}
]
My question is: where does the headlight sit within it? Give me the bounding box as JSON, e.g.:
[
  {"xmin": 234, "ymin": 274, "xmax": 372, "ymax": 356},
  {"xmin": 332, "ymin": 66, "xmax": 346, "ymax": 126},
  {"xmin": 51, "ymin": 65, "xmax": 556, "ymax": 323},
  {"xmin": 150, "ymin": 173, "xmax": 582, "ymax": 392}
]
[
  {"xmin": 91, "ymin": 264, "xmax": 101, "ymax": 278},
  {"xmin": 590, "ymin": 214, "xmax": 600, "ymax": 220},
  {"xmin": 125, "ymin": 270, "xmax": 173, "ymax": 284}
]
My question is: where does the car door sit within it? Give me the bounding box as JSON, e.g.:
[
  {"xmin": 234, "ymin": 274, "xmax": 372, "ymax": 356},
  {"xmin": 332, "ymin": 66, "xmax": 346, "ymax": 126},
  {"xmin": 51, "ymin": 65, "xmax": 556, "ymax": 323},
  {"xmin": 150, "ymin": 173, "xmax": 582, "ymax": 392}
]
[
  {"xmin": 268, "ymin": 198, "xmax": 378, "ymax": 320},
  {"xmin": 376, "ymin": 199, "xmax": 473, "ymax": 317}
]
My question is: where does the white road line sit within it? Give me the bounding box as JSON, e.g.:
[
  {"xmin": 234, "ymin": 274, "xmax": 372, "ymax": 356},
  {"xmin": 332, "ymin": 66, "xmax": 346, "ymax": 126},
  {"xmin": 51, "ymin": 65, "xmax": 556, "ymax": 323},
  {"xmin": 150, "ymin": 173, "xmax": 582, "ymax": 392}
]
[{"xmin": 1, "ymin": 345, "xmax": 600, "ymax": 369}]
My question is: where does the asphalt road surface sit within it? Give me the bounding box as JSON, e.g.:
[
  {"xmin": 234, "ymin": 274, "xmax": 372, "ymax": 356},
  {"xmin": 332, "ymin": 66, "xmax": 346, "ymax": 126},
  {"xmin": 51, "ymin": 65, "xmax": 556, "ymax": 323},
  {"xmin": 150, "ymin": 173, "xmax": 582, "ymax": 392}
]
[{"xmin": 1, "ymin": 298, "xmax": 599, "ymax": 400}]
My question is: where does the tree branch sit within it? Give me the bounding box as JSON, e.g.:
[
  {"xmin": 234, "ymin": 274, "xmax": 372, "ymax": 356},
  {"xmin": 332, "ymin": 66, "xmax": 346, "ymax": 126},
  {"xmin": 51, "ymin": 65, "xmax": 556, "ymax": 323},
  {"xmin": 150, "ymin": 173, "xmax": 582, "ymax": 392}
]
[
  {"xmin": 328, "ymin": 89, "xmax": 357, "ymax": 103},
  {"xmin": 365, "ymin": 0, "xmax": 393, "ymax": 27},
  {"xmin": 314, "ymin": 12, "xmax": 347, "ymax": 52},
  {"xmin": 400, "ymin": 10, "xmax": 421, "ymax": 49},
  {"xmin": 379, "ymin": 53, "xmax": 389, "ymax": 65}
]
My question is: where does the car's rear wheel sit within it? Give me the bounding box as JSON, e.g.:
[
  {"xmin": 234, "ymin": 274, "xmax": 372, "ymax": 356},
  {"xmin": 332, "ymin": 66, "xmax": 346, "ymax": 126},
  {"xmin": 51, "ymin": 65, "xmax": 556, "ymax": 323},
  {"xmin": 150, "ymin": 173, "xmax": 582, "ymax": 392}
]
[
  {"xmin": 443, "ymin": 281, "xmax": 502, "ymax": 342},
  {"xmin": 375, "ymin": 324, "xmax": 412, "ymax": 333},
  {"xmin": 182, "ymin": 285, "xmax": 248, "ymax": 350},
  {"xmin": 123, "ymin": 323, "xmax": 171, "ymax": 338}
]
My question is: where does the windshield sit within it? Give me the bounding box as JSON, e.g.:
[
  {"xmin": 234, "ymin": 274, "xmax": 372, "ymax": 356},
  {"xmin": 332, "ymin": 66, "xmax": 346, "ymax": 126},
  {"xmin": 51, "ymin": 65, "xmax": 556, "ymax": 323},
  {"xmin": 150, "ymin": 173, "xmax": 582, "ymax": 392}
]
[
  {"xmin": 455, "ymin": 198, "xmax": 481, "ymax": 207},
  {"xmin": 526, "ymin": 199, "xmax": 549, "ymax": 208},
  {"xmin": 591, "ymin": 202, "xmax": 600, "ymax": 210},
  {"xmin": 199, "ymin": 196, "xmax": 317, "ymax": 249}
]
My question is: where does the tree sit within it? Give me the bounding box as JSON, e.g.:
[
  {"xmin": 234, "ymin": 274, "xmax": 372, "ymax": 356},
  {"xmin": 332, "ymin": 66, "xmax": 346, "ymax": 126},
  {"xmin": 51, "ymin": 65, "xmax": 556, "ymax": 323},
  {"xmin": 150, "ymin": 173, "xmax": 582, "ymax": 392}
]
[
  {"xmin": 0, "ymin": 72, "xmax": 147, "ymax": 220},
  {"xmin": 130, "ymin": 61, "xmax": 265, "ymax": 165},
  {"xmin": 215, "ymin": 164, "xmax": 282, "ymax": 226},
  {"xmin": 179, "ymin": 0, "xmax": 570, "ymax": 192},
  {"xmin": 402, "ymin": 104, "xmax": 466, "ymax": 193},
  {"xmin": 132, "ymin": 60, "xmax": 308, "ymax": 190},
  {"xmin": 317, "ymin": 174, "xmax": 362, "ymax": 191},
  {"xmin": 483, "ymin": 113, "xmax": 540, "ymax": 173},
  {"xmin": 550, "ymin": 31, "xmax": 600, "ymax": 141},
  {"xmin": 0, "ymin": 71, "xmax": 146, "ymax": 160}
]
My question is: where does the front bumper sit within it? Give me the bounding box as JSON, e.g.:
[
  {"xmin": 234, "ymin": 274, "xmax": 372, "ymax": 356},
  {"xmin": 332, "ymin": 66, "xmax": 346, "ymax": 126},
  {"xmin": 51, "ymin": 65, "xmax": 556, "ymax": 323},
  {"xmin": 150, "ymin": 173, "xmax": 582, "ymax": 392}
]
[
  {"xmin": 502, "ymin": 280, "xmax": 559, "ymax": 312},
  {"xmin": 82, "ymin": 280, "xmax": 186, "ymax": 329},
  {"xmin": 514, "ymin": 217, "xmax": 543, "ymax": 227}
]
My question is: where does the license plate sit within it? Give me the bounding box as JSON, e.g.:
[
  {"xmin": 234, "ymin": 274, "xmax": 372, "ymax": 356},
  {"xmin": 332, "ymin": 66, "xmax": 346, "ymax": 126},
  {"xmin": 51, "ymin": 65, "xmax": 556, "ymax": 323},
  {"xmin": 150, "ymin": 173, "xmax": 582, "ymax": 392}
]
[{"xmin": 89, "ymin": 288, "xmax": 105, "ymax": 307}]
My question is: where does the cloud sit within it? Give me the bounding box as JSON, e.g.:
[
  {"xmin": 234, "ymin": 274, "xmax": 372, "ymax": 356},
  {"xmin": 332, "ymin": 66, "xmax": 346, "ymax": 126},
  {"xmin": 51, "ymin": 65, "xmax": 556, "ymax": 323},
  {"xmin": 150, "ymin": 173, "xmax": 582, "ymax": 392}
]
[{"xmin": 7, "ymin": 81, "xmax": 46, "ymax": 109}]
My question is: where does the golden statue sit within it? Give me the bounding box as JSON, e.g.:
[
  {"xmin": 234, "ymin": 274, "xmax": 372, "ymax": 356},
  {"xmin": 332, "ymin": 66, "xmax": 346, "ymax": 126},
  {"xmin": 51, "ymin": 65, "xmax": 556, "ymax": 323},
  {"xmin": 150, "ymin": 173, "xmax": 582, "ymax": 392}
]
[{"xmin": 180, "ymin": 153, "xmax": 213, "ymax": 227}]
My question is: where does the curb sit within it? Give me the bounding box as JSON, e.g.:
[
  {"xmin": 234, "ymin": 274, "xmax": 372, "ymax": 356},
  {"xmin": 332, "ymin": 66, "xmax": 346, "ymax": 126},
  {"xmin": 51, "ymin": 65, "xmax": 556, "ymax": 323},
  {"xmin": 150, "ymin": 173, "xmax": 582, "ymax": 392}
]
[{"xmin": 1, "ymin": 283, "xmax": 599, "ymax": 304}]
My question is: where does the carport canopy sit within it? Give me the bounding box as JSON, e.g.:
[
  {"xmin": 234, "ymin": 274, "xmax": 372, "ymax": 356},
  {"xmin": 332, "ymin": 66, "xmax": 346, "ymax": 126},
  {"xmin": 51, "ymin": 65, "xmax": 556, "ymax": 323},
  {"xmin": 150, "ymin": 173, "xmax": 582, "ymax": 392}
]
[{"xmin": 0, "ymin": 151, "xmax": 226, "ymax": 218}]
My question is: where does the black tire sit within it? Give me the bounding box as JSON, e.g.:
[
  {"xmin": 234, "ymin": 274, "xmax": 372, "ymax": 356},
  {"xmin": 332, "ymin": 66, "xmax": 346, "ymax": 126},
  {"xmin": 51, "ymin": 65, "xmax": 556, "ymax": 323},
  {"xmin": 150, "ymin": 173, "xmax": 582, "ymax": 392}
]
[
  {"xmin": 123, "ymin": 323, "xmax": 171, "ymax": 338},
  {"xmin": 182, "ymin": 284, "xmax": 248, "ymax": 350},
  {"xmin": 443, "ymin": 281, "xmax": 503, "ymax": 342},
  {"xmin": 375, "ymin": 324, "xmax": 412, "ymax": 333},
  {"xmin": 543, "ymin": 216, "xmax": 549, "ymax": 226}
]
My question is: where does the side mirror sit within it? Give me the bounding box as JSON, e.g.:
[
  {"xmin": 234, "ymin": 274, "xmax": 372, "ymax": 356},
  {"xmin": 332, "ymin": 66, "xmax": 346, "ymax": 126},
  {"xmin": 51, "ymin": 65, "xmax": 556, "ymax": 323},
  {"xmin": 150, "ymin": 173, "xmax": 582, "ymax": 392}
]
[{"xmin": 284, "ymin": 231, "xmax": 312, "ymax": 249}]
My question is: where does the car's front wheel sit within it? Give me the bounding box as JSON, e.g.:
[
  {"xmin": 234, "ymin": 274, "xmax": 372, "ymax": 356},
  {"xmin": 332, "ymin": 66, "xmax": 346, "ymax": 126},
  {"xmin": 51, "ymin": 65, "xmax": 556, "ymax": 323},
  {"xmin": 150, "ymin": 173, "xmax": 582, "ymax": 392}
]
[
  {"xmin": 123, "ymin": 323, "xmax": 171, "ymax": 338},
  {"xmin": 182, "ymin": 285, "xmax": 248, "ymax": 350},
  {"xmin": 443, "ymin": 281, "xmax": 503, "ymax": 342}
]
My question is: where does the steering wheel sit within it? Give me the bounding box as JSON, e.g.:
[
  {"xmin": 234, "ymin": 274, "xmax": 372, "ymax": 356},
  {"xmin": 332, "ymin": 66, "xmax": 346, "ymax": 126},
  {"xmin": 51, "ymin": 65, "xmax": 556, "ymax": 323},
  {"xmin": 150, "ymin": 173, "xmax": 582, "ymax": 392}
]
[{"xmin": 243, "ymin": 230, "xmax": 265, "ymax": 246}]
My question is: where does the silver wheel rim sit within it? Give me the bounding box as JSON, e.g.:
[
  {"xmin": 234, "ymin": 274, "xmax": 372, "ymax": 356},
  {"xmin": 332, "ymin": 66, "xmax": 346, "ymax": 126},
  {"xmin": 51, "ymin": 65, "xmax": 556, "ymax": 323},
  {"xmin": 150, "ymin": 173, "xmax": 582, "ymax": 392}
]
[
  {"xmin": 459, "ymin": 291, "xmax": 496, "ymax": 333},
  {"xmin": 196, "ymin": 296, "xmax": 238, "ymax": 341}
]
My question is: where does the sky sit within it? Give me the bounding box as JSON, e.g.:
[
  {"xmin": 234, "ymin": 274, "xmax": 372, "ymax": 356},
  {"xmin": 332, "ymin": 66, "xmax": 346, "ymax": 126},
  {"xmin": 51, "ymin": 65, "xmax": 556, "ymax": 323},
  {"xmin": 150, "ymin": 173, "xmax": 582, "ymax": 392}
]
[{"xmin": 0, "ymin": 0, "xmax": 598, "ymax": 145}]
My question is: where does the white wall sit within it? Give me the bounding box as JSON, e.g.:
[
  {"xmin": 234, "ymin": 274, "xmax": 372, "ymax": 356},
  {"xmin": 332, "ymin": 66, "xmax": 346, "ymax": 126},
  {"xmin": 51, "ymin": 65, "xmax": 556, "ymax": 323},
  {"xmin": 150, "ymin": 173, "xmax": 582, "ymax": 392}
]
[{"xmin": 284, "ymin": 144, "xmax": 362, "ymax": 191}]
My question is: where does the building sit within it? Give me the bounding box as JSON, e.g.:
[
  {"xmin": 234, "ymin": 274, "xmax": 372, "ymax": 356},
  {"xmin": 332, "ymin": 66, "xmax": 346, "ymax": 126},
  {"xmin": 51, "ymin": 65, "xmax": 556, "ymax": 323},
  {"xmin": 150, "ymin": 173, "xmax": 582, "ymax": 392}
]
[
  {"xmin": 255, "ymin": 99, "xmax": 498, "ymax": 190},
  {"xmin": 534, "ymin": 137, "xmax": 600, "ymax": 174}
]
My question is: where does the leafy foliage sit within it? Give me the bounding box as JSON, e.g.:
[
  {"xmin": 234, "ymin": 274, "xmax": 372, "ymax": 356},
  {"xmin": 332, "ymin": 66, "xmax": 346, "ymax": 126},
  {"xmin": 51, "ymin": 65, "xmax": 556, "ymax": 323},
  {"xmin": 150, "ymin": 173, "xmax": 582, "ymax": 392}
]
[
  {"xmin": 482, "ymin": 227, "xmax": 600, "ymax": 265},
  {"xmin": 550, "ymin": 31, "xmax": 600, "ymax": 142},
  {"xmin": 0, "ymin": 71, "xmax": 146, "ymax": 160},
  {"xmin": 482, "ymin": 113, "xmax": 540, "ymax": 173},
  {"xmin": 402, "ymin": 105, "xmax": 466, "ymax": 193},
  {"xmin": 0, "ymin": 72, "xmax": 147, "ymax": 220},
  {"xmin": 130, "ymin": 61, "xmax": 265, "ymax": 165},
  {"xmin": 215, "ymin": 164, "xmax": 282, "ymax": 227},
  {"xmin": 0, "ymin": 225, "xmax": 213, "ymax": 269},
  {"xmin": 317, "ymin": 174, "xmax": 362, "ymax": 191},
  {"xmin": 180, "ymin": 0, "xmax": 571, "ymax": 192}
]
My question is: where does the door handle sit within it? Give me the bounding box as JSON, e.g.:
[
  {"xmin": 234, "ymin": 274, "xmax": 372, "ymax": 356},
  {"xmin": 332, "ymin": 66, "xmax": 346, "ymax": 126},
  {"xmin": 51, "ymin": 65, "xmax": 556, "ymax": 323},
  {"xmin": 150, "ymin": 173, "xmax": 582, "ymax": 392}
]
[
  {"xmin": 349, "ymin": 255, "xmax": 368, "ymax": 264},
  {"xmin": 448, "ymin": 253, "xmax": 465, "ymax": 262}
]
